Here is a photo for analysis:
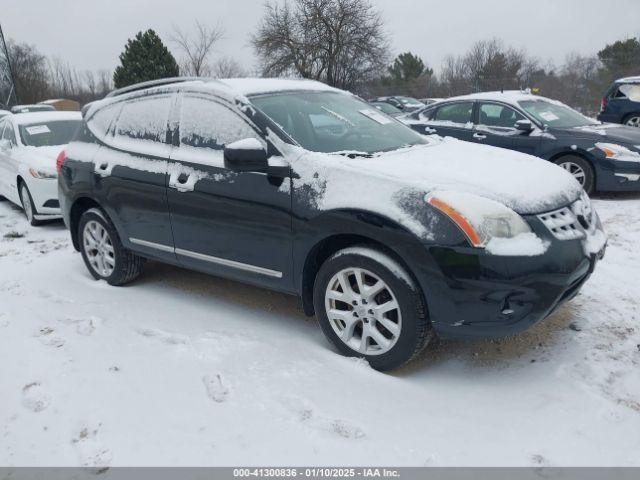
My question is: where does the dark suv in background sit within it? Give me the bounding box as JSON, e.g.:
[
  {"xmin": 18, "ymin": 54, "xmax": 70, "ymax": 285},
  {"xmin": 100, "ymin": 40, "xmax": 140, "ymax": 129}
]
[
  {"xmin": 598, "ymin": 76, "xmax": 640, "ymax": 128},
  {"xmin": 57, "ymin": 78, "xmax": 605, "ymax": 370}
]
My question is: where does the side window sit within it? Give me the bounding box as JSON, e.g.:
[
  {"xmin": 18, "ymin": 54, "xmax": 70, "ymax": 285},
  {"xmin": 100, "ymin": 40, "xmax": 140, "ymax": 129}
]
[
  {"xmin": 418, "ymin": 107, "xmax": 436, "ymax": 121},
  {"xmin": 179, "ymin": 95, "xmax": 262, "ymax": 151},
  {"xmin": 114, "ymin": 94, "xmax": 173, "ymax": 143},
  {"xmin": 88, "ymin": 102, "xmax": 123, "ymax": 139},
  {"xmin": 618, "ymin": 84, "xmax": 640, "ymax": 102},
  {"xmin": 478, "ymin": 103, "xmax": 525, "ymax": 128},
  {"xmin": 434, "ymin": 102, "xmax": 474, "ymax": 125},
  {"xmin": 1, "ymin": 121, "xmax": 16, "ymax": 145}
]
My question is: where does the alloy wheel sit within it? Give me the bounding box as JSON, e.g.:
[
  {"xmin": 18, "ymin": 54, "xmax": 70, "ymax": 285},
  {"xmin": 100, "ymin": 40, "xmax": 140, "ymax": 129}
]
[
  {"xmin": 82, "ymin": 220, "xmax": 116, "ymax": 277},
  {"xmin": 625, "ymin": 116, "xmax": 640, "ymax": 128},
  {"xmin": 324, "ymin": 267, "xmax": 402, "ymax": 355},
  {"xmin": 559, "ymin": 161, "xmax": 586, "ymax": 186}
]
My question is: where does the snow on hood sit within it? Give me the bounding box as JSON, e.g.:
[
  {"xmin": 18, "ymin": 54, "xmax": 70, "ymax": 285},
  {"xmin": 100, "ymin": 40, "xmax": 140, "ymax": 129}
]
[
  {"xmin": 290, "ymin": 137, "xmax": 582, "ymax": 238},
  {"xmin": 15, "ymin": 145, "xmax": 65, "ymax": 173}
]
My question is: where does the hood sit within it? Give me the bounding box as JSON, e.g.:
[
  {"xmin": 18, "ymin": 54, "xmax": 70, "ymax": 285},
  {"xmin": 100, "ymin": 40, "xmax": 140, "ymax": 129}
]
[
  {"xmin": 293, "ymin": 137, "xmax": 582, "ymax": 220},
  {"xmin": 15, "ymin": 145, "xmax": 64, "ymax": 174},
  {"xmin": 558, "ymin": 123, "xmax": 640, "ymax": 146}
]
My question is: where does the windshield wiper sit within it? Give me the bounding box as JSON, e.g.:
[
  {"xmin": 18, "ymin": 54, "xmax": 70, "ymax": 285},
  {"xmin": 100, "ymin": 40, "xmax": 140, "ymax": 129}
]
[{"xmin": 333, "ymin": 151, "xmax": 373, "ymax": 159}]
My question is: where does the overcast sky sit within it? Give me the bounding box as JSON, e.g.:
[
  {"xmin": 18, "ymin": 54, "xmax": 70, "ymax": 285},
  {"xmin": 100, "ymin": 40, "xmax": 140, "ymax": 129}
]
[{"xmin": 3, "ymin": 0, "xmax": 640, "ymax": 75}]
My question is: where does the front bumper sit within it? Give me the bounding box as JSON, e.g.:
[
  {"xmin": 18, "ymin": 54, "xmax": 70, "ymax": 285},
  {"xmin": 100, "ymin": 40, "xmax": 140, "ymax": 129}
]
[
  {"xmin": 412, "ymin": 215, "xmax": 606, "ymax": 340},
  {"xmin": 595, "ymin": 156, "xmax": 640, "ymax": 192},
  {"xmin": 25, "ymin": 176, "xmax": 61, "ymax": 217}
]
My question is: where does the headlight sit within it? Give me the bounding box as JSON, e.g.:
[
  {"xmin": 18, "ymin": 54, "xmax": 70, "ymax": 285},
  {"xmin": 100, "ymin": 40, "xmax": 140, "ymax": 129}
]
[
  {"xmin": 426, "ymin": 191, "xmax": 531, "ymax": 247},
  {"xmin": 29, "ymin": 168, "xmax": 57, "ymax": 179},
  {"xmin": 595, "ymin": 143, "xmax": 640, "ymax": 162}
]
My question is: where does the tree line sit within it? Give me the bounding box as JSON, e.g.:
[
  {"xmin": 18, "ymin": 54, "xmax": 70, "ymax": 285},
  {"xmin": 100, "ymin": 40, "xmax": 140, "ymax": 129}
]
[{"xmin": 5, "ymin": 0, "xmax": 640, "ymax": 114}]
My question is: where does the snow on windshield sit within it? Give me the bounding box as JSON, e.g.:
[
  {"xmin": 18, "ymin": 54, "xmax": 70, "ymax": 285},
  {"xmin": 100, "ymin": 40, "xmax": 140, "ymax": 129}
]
[
  {"xmin": 18, "ymin": 120, "xmax": 82, "ymax": 147},
  {"xmin": 519, "ymin": 100, "xmax": 594, "ymax": 128}
]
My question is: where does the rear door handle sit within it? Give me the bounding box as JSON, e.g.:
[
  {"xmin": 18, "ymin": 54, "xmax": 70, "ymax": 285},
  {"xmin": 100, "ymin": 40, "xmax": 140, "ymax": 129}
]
[
  {"xmin": 424, "ymin": 126, "xmax": 437, "ymax": 134},
  {"xmin": 473, "ymin": 133, "xmax": 487, "ymax": 140},
  {"xmin": 169, "ymin": 169, "xmax": 195, "ymax": 192}
]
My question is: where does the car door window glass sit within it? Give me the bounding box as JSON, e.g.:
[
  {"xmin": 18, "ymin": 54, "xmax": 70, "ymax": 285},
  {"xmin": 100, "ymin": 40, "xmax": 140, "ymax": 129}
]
[
  {"xmin": 433, "ymin": 102, "xmax": 473, "ymax": 125},
  {"xmin": 618, "ymin": 84, "xmax": 640, "ymax": 102},
  {"xmin": 89, "ymin": 102, "xmax": 123, "ymax": 139},
  {"xmin": 180, "ymin": 95, "xmax": 262, "ymax": 150},
  {"xmin": 115, "ymin": 95, "xmax": 172, "ymax": 143},
  {"xmin": 1, "ymin": 122, "xmax": 16, "ymax": 145},
  {"xmin": 478, "ymin": 103, "xmax": 525, "ymax": 128}
]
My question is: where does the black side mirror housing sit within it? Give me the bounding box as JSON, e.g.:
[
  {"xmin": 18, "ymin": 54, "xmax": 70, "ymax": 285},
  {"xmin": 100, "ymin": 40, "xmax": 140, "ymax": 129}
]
[
  {"xmin": 224, "ymin": 138, "xmax": 269, "ymax": 173},
  {"xmin": 515, "ymin": 119, "xmax": 534, "ymax": 133}
]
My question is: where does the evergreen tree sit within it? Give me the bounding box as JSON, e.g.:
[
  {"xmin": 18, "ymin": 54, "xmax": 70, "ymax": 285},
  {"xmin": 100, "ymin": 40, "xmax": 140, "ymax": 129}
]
[
  {"xmin": 387, "ymin": 52, "xmax": 432, "ymax": 82},
  {"xmin": 597, "ymin": 37, "xmax": 640, "ymax": 77},
  {"xmin": 113, "ymin": 29, "xmax": 179, "ymax": 89}
]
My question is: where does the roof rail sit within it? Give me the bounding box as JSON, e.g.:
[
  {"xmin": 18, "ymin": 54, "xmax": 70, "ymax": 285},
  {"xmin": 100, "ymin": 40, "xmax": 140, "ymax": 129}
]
[{"xmin": 105, "ymin": 77, "xmax": 206, "ymax": 98}]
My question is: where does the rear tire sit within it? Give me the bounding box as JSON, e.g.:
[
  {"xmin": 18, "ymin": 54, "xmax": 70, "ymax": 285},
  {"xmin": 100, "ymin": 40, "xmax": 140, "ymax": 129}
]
[
  {"xmin": 555, "ymin": 155, "xmax": 595, "ymax": 194},
  {"xmin": 313, "ymin": 246, "xmax": 431, "ymax": 371},
  {"xmin": 78, "ymin": 208, "xmax": 144, "ymax": 286},
  {"xmin": 19, "ymin": 183, "xmax": 43, "ymax": 226},
  {"xmin": 623, "ymin": 114, "xmax": 640, "ymax": 128}
]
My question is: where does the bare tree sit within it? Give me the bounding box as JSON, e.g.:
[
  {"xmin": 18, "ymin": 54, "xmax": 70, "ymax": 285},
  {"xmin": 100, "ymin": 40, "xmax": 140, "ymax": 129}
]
[
  {"xmin": 6, "ymin": 40, "xmax": 50, "ymax": 104},
  {"xmin": 251, "ymin": 0, "xmax": 390, "ymax": 90},
  {"xmin": 171, "ymin": 20, "xmax": 224, "ymax": 76},
  {"xmin": 212, "ymin": 56, "xmax": 246, "ymax": 78}
]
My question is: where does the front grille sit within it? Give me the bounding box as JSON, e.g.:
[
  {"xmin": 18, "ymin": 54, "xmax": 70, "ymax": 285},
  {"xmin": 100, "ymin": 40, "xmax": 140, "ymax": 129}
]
[{"xmin": 538, "ymin": 192, "xmax": 595, "ymax": 241}]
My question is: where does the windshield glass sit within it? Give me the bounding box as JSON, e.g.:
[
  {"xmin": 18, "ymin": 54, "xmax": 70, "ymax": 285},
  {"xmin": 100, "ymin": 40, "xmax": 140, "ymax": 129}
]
[
  {"xmin": 396, "ymin": 96, "xmax": 424, "ymax": 107},
  {"xmin": 19, "ymin": 120, "xmax": 81, "ymax": 147},
  {"xmin": 250, "ymin": 92, "xmax": 426, "ymax": 154},
  {"xmin": 518, "ymin": 100, "xmax": 595, "ymax": 128}
]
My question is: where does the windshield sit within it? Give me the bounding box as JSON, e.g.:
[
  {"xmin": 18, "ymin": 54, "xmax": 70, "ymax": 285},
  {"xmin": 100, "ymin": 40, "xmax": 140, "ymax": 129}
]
[
  {"xmin": 19, "ymin": 120, "xmax": 81, "ymax": 147},
  {"xmin": 518, "ymin": 100, "xmax": 595, "ymax": 128},
  {"xmin": 396, "ymin": 96, "xmax": 423, "ymax": 107},
  {"xmin": 250, "ymin": 92, "xmax": 426, "ymax": 154}
]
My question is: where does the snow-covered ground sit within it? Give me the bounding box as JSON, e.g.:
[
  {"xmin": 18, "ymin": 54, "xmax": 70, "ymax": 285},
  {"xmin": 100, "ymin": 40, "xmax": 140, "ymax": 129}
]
[{"xmin": 0, "ymin": 195, "xmax": 638, "ymax": 467}]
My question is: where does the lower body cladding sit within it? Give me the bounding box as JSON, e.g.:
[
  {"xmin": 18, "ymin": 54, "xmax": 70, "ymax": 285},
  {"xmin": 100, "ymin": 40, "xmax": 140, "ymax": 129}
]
[
  {"xmin": 596, "ymin": 158, "xmax": 640, "ymax": 192},
  {"xmin": 411, "ymin": 235, "xmax": 606, "ymax": 340}
]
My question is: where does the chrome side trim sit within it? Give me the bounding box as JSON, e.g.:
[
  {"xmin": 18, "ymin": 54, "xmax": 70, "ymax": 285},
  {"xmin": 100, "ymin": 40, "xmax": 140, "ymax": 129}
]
[
  {"xmin": 128, "ymin": 237, "xmax": 283, "ymax": 278},
  {"xmin": 129, "ymin": 237, "xmax": 175, "ymax": 253},
  {"xmin": 175, "ymin": 248, "xmax": 283, "ymax": 278}
]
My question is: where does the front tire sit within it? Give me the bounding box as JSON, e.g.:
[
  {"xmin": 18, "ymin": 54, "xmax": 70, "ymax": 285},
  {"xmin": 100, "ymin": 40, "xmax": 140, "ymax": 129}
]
[
  {"xmin": 313, "ymin": 246, "xmax": 431, "ymax": 371},
  {"xmin": 78, "ymin": 208, "xmax": 144, "ymax": 286},
  {"xmin": 555, "ymin": 155, "xmax": 595, "ymax": 194},
  {"xmin": 19, "ymin": 183, "xmax": 42, "ymax": 226}
]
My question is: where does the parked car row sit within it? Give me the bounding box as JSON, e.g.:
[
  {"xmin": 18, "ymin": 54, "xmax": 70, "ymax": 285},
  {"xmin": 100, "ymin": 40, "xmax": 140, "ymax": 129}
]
[
  {"xmin": 1, "ymin": 77, "xmax": 621, "ymax": 370},
  {"xmin": 37, "ymin": 77, "xmax": 606, "ymax": 370}
]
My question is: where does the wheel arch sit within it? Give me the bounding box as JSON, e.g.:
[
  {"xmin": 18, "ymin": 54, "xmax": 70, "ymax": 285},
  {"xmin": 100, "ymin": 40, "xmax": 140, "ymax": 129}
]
[
  {"xmin": 68, "ymin": 196, "xmax": 105, "ymax": 251},
  {"xmin": 300, "ymin": 232, "xmax": 424, "ymax": 317},
  {"xmin": 548, "ymin": 149, "xmax": 597, "ymax": 186},
  {"xmin": 622, "ymin": 112, "xmax": 640, "ymax": 124}
]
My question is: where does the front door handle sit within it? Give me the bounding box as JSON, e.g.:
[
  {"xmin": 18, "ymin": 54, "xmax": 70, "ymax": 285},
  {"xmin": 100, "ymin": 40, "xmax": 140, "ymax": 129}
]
[
  {"xmin": 424, "ymin": 126, "xmax": 437, "ymax": 134},
  {"xmin": 473, "ymin": 133, "xmax": 487, "ymax": 140}
]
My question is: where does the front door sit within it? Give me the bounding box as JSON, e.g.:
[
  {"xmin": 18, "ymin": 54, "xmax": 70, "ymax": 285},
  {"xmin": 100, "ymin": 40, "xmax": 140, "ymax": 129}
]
[
  {"xmin": 0, "ymin": 120, "xmax": 19, "ymax": 203},
  {"xmin": 474, "ymin": 102, "xmax": 540, "ymax": 155},
  {"xmin": 166, "ymin": 92, "xmax": 293, "ymax": 291}
]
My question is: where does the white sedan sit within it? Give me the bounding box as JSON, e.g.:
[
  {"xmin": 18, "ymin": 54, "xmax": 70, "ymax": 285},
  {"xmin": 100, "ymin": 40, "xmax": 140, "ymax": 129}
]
[{"xmin": 0, "ymin": 111, "xmax": 82, "ymax": 225}]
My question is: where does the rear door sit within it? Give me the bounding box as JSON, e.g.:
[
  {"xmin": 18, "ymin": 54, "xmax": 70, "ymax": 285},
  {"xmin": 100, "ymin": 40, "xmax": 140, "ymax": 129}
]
[
  {"xmin": 91, "ymin": 92, "xmax": 176, "ymax": 261},
  {"xmin": 422, "ymin": 101, "xmax": 475, "ymax": 142},
  {"xmin": 166, "ymin": 92, "xmax": 293, "ymax": 290},
  {"xmin": 0, "ymin": 119, "xmax": 20, "ymax": 203},
  {"xmin": 473, "ymin": 101, "xmax": 540, "ymax": 155}
]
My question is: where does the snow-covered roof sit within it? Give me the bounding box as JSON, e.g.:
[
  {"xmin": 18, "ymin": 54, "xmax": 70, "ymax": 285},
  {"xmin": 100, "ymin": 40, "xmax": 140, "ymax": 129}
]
[
  {"xmin": 217, "ymin": 78, "xmax": 342, "ymax": 96},
  {"xmin": 442, "ymin": 90, "xmax": 560, "ymax": 108},
  {"xmin": 11, "ymin": 111, "xmax": 82, "ymax": 125},
  {"xmin": 616, "ymin": 75, "xmax": 640, "ymax": 84}
]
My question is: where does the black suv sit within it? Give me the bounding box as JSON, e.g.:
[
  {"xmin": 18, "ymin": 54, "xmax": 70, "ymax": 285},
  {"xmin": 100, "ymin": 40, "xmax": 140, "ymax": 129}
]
[
  {"xmin": 598, "ymin": 76, "xmax": 640, "ymax": 128},
  {"xmin": 402, "ymin": 91, "xmax": 640, "ymax": 193},
  {"xmin": 58, "ymin": 78, "xmax": 606, "ymax": 370}
]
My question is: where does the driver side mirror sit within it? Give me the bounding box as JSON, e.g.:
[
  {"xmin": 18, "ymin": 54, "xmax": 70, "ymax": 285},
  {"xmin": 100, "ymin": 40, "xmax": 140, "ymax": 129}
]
[
  {"xmin": 515, "ymin": 119, "xmax": 534, "ymax": 133},
  {"xmin": 223, "ymin": 138, "xmax": 269, "ymax": 173}
]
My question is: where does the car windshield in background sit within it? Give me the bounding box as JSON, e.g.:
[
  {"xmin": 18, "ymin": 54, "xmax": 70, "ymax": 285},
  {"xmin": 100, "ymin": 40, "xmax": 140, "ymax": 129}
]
[
  {"xmin": 251, "ymin": 92, "xmax": 426, "ymax": 154},
  {"xmin": 19, "ymin": 120, "xmax": 81, "ymax": 147},
  {"xmin": 371, "ymin": 102, "xmax": 402, "ymax": 115},
  {"xmin": 518, "ymin": 100, "xmax": 595, "ymax": 128}
]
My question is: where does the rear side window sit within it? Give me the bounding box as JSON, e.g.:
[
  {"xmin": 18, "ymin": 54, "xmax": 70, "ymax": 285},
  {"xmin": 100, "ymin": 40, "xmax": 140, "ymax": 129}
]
[
  {"xmin": 114, "ymin": 94, "xmax": 173, "ymax": 143},
  {"xmin": 1, "ymin": 121, "xmax": 16, "ymax": 145},
  {"xmin": 434, "ymin": 102, "xmax": 474, "ymax": 125},
  {"xmin": 615, "ymin": 84, "xmax": 640, "ymax": 102},
  {"xmin": 88, "ymin": 102, "xmax": 122, "ymax": 139},
  {"xmin": 179, "ymin": 95, "xmax": 261, "ymax": 150}
]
